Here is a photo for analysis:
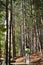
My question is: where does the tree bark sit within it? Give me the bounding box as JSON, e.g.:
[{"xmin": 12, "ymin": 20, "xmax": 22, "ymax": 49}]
[
  {"xmin": 9, "ymin": 0, "xmax": 12, "ymax": 65},
  {"xmin": 5, "ymin": 0, "xmax": 9, "ymax": 65},
  {"xmin": 12, "ymin": 18, "xmax": 16, "ymax": 58}
]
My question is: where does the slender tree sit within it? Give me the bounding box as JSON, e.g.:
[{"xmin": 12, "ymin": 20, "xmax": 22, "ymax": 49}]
[
  {"xmin": 12, "ymin": 1, "xmax": 16, "ymax": 58},
  {"xmin": 12, "ymin": 13, "xmax": 16, "ymax": 58},
  {"xmin": 9, "ymin": 0, "xmax": 12, "ymax": 65},
  {"xmin": 5, "ymin": 0, "xmax": 9, "ymax": 65}
]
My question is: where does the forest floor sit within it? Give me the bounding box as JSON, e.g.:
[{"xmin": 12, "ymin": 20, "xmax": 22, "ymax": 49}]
[
  {"xmin": 1, "ymin": 50, "xmax": 43, "ymax": 65},
  {"xmin": 11, "ymin": 51, "xmax": 43, "ymax": 65}
]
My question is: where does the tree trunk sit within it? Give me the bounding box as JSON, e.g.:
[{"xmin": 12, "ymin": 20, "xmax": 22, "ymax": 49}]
[
  {"xmin": 19, "ymin": 24, "xmax": 23, "ymax": 56},
  {"xmin": 12, "ymin": 19, "xmax": 16, "ymax": 58},
  {"xmin": 5, "ymin": 0, "xmax": 9, "ymax": 65},
  {"xmin": 9, "ymin": 0, "xmax": 12, "ymax": 65}
]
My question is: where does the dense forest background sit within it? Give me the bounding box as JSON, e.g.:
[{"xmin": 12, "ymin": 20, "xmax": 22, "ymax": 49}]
[{"xmin": 0, "ymin": 0, "xmax": 43, "ymax": 64}]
